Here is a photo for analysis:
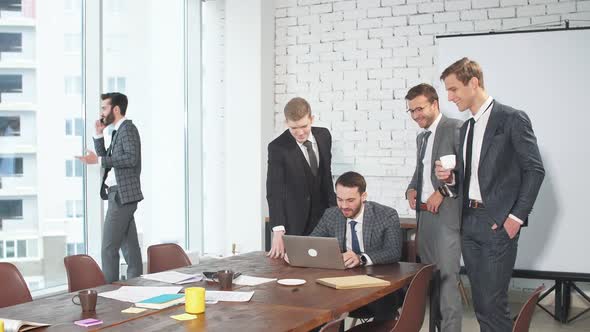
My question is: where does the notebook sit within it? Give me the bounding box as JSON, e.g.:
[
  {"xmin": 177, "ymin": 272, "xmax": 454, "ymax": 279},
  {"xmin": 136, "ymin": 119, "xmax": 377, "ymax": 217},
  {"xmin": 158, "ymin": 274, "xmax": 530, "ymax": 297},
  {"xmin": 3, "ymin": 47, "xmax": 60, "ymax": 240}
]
[
  {"xmin": 134, "ymin": 293, "xmax": 185, "ymax": 309},
  {"xmin": 316, "ymin": 275, "xmax": 390, "ymax": 289},
  {"xmin": 0, "ymin": 318, "xmax": 49, "ymax": 332}
]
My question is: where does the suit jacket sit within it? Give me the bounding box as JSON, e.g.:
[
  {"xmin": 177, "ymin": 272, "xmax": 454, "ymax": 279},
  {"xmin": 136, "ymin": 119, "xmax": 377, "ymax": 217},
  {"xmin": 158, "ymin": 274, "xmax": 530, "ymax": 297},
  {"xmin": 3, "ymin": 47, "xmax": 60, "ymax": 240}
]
[
  {"xmin": 458, "ymin": 101, "xmax": 544, "ymax": 227},
  {"xmin": 266, "ymin": 127, "xmax": 336, "ymax": 236},
  {"xmin": 94, "ymin": 120, "xmax": 143, "ymax": 205},
  {"xmin": 310, "ymin": 201, "xmax": 402, "ymax": 265},
  {"xmin": 407, "ymin": 115, "xmax": 463, "ymax": 230}
]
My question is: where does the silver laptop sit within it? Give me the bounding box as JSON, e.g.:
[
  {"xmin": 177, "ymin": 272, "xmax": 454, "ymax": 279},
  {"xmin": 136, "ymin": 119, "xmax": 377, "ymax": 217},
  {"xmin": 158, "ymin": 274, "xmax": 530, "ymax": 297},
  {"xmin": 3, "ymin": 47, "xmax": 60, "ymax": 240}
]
[{"xmin": 283, "ymin": 235, "xmax": 345, "ymax": 270}]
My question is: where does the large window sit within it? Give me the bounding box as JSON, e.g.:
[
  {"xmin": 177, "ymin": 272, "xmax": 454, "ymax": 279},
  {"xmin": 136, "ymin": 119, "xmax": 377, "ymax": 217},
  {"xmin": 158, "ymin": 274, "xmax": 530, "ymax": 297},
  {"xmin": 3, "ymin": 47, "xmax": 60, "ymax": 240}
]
[
  {"xmin": 0, "ymin": 0, "xmax": 84, "ymax": 292},
  {"xmin": 101, "ymin": 0, "xmax": 188, "ymax": 260},
  {"xmin": 0, "ymin": 0, "xmax": 202, "ymax": 295}
]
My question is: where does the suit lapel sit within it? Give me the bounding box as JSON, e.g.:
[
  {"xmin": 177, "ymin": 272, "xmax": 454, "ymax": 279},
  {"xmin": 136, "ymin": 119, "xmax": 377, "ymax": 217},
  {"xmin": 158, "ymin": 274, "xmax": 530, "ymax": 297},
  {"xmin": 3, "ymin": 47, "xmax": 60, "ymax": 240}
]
[
  {"xmin": 429, "ymin": 115, "xmax": 446, "ymax": 186},
  {"xmin": 361, "ymin": 202, "xmax": 373, "ymax": 249},
  {"xmin": 286, "ymin": 132, "xmax": 310, "ymax": 175},
  {"xmin": 109, "ymin": 120, "xmax": 126, "ymax": 154},
  {"xmin": 479, "ymin": 102, "xmax": 502, "ymax": 166}
]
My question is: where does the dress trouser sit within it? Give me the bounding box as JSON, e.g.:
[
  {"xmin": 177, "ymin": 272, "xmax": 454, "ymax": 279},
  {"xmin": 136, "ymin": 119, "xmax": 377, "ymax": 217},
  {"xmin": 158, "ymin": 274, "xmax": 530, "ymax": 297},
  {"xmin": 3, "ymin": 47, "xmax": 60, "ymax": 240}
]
[
  {"xmin": 418, "ymin": 210, "xmax": 463, "ymax": 332},
  {"xmin": 462, "ymin": 207, "xmax": 519, "ymax": 332},
  {"xmin": 102, "ymin": 187, "xmax": 142, "ymax": 283}
]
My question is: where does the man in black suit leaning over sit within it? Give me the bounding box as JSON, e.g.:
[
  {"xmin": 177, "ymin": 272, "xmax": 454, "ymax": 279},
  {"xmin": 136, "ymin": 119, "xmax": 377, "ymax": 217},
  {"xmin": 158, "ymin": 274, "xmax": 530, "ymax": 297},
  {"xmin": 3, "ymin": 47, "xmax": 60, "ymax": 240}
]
[
  {"xmin": 266, "ymin": 97, "xmax": 336, "ymax": 259},
  {"xmin": 437, "ymin": 58, "xmax": 545, "ymax": 332}
]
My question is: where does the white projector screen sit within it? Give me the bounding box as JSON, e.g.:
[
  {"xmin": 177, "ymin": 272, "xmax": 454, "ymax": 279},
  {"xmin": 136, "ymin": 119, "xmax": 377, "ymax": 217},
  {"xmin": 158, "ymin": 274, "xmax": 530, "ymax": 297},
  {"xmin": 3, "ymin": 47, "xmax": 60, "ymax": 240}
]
[{"xmin": 436, "ymin": 29, "xmax": 590, "ymax": 275}]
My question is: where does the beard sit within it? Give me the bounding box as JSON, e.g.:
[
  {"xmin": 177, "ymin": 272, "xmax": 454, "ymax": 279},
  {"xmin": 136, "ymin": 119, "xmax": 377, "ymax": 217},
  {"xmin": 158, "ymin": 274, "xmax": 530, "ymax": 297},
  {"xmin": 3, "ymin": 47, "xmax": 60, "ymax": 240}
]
[
  {"xmin": 102, "ymin": 112, "xmax": 116, "ymax": 126},
  {"xmin": 340, "ymin": 205, "xmax": 362, "ymax": 219}
]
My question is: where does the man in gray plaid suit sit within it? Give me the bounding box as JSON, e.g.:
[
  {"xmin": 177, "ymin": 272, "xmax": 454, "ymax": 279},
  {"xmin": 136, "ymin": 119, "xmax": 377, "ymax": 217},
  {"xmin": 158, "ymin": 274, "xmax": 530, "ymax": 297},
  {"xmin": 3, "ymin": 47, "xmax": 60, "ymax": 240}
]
[
  {"xmin": 78, "ymin": 92, "xmax": 143, "ymax": 283},
  {"xmin": 311, "ymin": 171, "xmax": 402, "ymax": 321}
]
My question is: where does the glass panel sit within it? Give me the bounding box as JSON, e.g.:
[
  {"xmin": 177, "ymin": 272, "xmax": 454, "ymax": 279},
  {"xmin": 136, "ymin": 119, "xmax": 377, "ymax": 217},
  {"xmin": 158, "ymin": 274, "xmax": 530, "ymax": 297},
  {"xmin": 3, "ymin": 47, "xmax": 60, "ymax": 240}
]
[
  {"xmin": 102, "ymin": 0, "xmax": 187, "ymax": 258},
  {"xmin": 0, "ymin": 157, "xmax": 23, "ymax": 176},
  {"xmin": 27, "ymin": 239, "xmax": 38, "ymax": 257},
  {"xmin": 0, "ymin": 0, "xmax": 84, "ymax": 291},
  {"xmin": 17, "ymin": 239, "xmax": 26, "ymax": 258},
  {"xmin": 0, "ymin": 241, "xmax": 4, "ymax": 258},
  {"xmin": 75, "ymin": 199, "xmax": 83, "ymax": 218},
  {"xmin": 65, "ymin": 160, "xmax": 72, "ymax": 177},
  {"xmin": 0, "ymin": 199, "xmax": 23, "ymax": 218},
  {"xmin": 6, "ymin": 240, "xmax": 15, "ymax": 258},
  {"xmin": 74, "ymin": 118, "xmax": 83, "ymax": 136},
  {"xmin": 0, "ymin": 116, "xmax": 20, "ymax": 136},
  {"xmin": 65, "ymin": 119, "xmax": 72, "ymax": 135},
  {"xmin": 76, "ymin": 242, "xmax": 84, "ymax": 254}
]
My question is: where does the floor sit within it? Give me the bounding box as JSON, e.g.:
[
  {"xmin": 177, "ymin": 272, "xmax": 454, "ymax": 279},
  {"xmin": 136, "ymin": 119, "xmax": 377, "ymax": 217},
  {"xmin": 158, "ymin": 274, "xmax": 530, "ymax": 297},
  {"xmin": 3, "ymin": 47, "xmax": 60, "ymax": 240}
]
[{"xmin": 417, "ymin": 302, "xmax": 590, "ymax": 332}]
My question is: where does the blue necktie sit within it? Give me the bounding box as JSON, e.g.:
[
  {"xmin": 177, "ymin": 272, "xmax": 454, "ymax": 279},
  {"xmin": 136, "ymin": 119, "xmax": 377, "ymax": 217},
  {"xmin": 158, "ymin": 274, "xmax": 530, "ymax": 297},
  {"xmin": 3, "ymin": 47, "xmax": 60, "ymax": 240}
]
[{"xmin": 349, "ymin": 220, "xmax": 361, "ymax": 254}]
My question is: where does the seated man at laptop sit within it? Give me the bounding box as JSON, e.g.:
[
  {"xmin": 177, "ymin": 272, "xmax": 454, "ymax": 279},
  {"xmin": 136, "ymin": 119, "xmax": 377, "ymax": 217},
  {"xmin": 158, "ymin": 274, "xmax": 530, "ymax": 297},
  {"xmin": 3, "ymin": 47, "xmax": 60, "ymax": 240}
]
[{"xmin": 310, "ymin": 171, "xmax": 403, "ymax": 320}]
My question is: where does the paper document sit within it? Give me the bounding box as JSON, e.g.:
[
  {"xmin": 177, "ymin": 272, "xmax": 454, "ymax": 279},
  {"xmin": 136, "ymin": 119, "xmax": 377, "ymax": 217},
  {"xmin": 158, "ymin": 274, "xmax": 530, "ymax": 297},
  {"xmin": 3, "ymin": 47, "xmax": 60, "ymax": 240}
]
[
  {"xmin": 141, "ymin": 271, "xmax": 203, "ymax": 284},
  {"xmin": 205, "ymin": 291, "xmax": 255, "ymax": 302},
  {"xmin": 99, "ymin": 286, "xmax": 183, "ymax": 303},
  {"xmin": 233, "ymin": 275, "xmax": 276, "ymax": 286}
]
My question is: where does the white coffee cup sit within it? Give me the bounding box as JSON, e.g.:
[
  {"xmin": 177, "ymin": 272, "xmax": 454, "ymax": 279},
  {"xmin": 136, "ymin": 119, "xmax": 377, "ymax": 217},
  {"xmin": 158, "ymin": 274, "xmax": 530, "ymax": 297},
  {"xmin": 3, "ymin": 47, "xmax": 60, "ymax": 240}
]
[{"xmin": 440, "ymin": 154, "xmax": 456, "ymax": 170}]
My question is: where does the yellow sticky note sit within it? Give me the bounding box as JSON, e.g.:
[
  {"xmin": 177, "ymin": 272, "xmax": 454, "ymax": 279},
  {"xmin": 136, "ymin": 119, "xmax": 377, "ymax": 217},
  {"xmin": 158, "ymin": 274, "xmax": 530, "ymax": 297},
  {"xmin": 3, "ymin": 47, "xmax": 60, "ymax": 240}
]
[
  {"xmin": 170, "ymin": 313, "xmax": 198, "ymax": 321},
  {"xmin": 122, "ymin": 307, "xmax": 147, "ymax": 314}
]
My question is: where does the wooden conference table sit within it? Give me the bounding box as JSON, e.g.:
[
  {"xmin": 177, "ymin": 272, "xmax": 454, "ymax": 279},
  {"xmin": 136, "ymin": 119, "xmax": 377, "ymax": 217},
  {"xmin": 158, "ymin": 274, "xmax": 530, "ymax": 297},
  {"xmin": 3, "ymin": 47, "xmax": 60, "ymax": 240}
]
[{"xmin": 0, "ymin": 251, "xmax": 424, "ymax": 331}]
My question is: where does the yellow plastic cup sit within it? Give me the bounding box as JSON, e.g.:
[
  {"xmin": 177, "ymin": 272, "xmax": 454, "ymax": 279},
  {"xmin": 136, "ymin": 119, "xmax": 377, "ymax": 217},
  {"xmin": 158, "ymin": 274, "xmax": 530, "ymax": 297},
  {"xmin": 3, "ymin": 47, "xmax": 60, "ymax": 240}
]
[{"xmin": 185, "ymin": 287, "xmax": 205, "ymax": 314}]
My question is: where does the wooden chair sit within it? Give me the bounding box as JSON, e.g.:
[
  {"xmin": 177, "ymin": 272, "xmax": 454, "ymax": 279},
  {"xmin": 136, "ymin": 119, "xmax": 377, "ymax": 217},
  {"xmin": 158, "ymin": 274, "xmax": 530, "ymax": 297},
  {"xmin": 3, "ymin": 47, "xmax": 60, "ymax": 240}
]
[
  {"xmin": 348, "ymin": 264, "xmax": 435, "ymax": 332},
  {"xmin": 0, "ymin": 262, "xmax": 33, "ymax": 308},
  {"xmin": 64, "ymin": 254, "xmax": 107, "ymax": 292},
  {"xmin": 513, "ymin": 286, "xmax": 544, "ymax": 332},
  {"xmin": 147, "ymin": 243, "xmax": 192, "ymax": 273}
]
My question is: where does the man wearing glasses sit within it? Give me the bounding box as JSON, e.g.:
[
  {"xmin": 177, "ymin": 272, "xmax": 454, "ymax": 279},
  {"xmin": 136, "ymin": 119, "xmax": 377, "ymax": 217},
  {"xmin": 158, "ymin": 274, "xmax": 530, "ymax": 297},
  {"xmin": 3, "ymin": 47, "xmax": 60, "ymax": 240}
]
[{"xmin": 405, "ymin": 83, "xmax": 463, "ymax": 332}]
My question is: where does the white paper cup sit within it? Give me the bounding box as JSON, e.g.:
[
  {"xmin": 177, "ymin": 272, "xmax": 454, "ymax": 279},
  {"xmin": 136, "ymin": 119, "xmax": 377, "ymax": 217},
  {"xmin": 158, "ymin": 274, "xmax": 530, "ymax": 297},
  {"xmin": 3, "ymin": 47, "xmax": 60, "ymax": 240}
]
[{"xmin": 440, "ymin": 154, "xmax": 456, "ymax": 170}]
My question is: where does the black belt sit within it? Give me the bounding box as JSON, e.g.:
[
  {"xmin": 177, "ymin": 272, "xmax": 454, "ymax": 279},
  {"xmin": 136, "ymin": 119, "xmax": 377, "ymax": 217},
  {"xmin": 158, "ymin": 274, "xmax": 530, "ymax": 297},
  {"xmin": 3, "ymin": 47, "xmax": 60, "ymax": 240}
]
[{"xmin": 467, "ymin": 199, "xmax": 485, "ymax": 209}]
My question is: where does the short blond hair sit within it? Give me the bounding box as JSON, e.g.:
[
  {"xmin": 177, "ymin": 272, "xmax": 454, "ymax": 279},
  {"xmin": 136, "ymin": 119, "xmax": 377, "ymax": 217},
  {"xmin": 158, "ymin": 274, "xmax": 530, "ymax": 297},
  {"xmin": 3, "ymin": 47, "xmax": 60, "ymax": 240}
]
[
  {"xmin": 440, "ymin": 57, "xmax": 485, "ymax": 89},
  {"xmin": 284, "ymin": 97, "xmax": 311, "ymax": 121}
]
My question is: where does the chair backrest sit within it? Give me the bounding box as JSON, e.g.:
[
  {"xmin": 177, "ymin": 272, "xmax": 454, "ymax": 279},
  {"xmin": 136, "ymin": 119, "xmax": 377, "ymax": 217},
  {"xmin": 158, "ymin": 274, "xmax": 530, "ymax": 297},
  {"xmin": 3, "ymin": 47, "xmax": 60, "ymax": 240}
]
[
  {"xmin": 513, "ymin": 286, "xmax": 544, "ymax": 332},
  {"xmin": 0, "ymin": 262, "xmax": 33, "ymax": 308},
  {"xmin": 319, "ymin": 313, "xmax": 347, "ymax": 332},
  {"xmin": 64, "ymin": 254, "xmax": 107, "ymax": 292},
  {"xmin": 147, "ymin": 243, "xmax": 192, "ymax": 274},
  {"xmin": 392, "ymin": 264, "xmax": 435, "ymax": 332}
]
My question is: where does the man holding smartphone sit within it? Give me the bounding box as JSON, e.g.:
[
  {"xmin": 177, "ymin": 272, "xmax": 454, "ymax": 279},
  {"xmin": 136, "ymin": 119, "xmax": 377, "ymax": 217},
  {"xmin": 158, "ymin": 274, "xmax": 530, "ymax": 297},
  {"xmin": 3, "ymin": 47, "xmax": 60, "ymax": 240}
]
[{"xmin": 78, "ymin": 92, "xmax": 143, "ymax": 283}]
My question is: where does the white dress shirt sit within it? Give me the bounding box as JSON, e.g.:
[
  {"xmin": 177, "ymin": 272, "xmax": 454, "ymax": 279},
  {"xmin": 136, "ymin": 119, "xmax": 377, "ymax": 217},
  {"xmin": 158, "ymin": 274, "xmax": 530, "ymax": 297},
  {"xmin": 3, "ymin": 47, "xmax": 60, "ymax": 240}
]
[
  {"xmin": 463, "ymin": 97, "xmax": 523, "ymax": 225},
  {"xmin": 346, "ymin": 204, "xmax": 373, "ymax": 266},
  {"xmin": 420, "ymin": 113, "xmax": 442, "ymax": 202},
  {"xmin": 94, "ymin": 117, "xmax": 127, "ymax": 188},
  {"xmin": 273, "ymin": 132, "xmax": 320, "ymax": 233}
]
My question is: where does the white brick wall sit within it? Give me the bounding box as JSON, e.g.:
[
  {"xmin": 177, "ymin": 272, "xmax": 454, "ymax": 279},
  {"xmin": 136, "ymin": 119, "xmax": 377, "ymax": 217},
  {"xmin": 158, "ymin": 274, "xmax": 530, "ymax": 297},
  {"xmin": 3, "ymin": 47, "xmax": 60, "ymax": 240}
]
[{"xmin": 273, "ymin": 0, "xmax": 590, "ymax": 215}]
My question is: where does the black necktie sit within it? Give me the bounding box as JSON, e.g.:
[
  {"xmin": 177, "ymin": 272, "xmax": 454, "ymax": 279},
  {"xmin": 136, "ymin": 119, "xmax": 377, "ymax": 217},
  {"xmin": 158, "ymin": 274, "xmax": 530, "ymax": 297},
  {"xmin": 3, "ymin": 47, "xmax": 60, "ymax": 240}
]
[
  {"xmin": 416, "ymin": 130, "xmax": 431, "ymax": 212},
  {"xmin": 100, "ymin": 130, "xmax": 117, "ymax": 200},
  {"xmin": 349, "ymin": 220, "xmax": 361, "ymax": 254},
  {"xmin": 303, "ymin": 140, "xmax": 318, "ymax": 176},
  {"xmin": 463, "ymin": 119, "xmax": 476, "ymax": 207}
]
